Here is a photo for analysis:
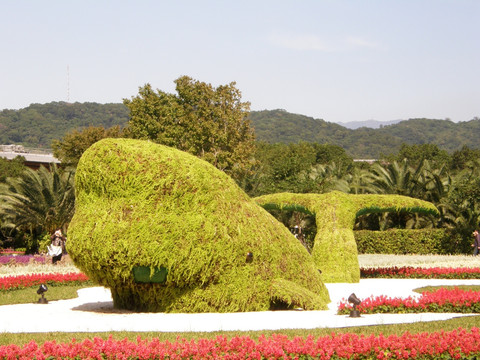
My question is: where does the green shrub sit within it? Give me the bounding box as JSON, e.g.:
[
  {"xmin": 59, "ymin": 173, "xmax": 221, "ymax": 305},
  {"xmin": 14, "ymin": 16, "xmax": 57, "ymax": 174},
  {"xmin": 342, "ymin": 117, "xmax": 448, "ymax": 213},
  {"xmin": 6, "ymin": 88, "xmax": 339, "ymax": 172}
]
[
  {"xmin": 37, "ymin": 234, "xmax": 51, "ymax": 254},
  {"xmin": 68, "ymin": 139, "xmax": 330, "ymax": 313},
  {"xmin": 355, "ymin": 229, "xmax": 466, "ymax": 255}
]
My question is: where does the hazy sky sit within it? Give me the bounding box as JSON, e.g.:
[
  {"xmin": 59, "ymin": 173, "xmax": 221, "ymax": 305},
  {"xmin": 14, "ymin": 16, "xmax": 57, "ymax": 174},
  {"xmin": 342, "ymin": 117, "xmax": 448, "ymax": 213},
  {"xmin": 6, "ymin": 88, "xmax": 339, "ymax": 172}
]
[{"xmin": 1, "ymin": 0, "xmax": 479, "ymax": 124}]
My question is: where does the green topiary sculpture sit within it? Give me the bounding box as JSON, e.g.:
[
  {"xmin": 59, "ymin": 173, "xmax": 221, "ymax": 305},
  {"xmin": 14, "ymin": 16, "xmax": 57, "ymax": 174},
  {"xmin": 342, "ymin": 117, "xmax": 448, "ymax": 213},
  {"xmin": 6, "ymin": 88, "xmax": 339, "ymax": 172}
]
[
  {"xmin": 255, "ymin": 192, "xmax": 439, "ymax": 283},
  {"xmin": 67, "ymin": 138, "xmax": 330, "ymax": 313}
]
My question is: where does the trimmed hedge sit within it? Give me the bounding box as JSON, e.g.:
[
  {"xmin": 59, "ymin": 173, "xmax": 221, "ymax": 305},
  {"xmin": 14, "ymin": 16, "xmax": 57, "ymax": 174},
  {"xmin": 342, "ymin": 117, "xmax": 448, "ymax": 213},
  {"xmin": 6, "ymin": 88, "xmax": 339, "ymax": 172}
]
[
  {"xmin": 255, "ymin": 192, "xmax": 439, "ymax": 283},
  {"xmin": 355, "ymin": 229, "xmax": 463, "ymax": 255}
]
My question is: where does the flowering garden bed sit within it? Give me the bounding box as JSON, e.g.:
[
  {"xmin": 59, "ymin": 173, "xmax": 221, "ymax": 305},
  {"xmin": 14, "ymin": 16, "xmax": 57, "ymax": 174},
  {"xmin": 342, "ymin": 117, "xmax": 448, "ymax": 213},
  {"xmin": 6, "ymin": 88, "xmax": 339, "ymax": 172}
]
[
  {"xmin": 360, "ymin": 266, "xmax": 480, "ymax": 279},
  {"xmin": 0, "ymin": 248, "xmax": 25, "ymax": 255},
  {"xmin": 1, "ymin": 330, "xmax": 480, "ymax": 359},
  {"xmin": 338, "ymin": 287, "xmax": 480, "ymax": 315},
  {"xmin": 0, "ymin": 272, "xmax": 90, "ymax": 291},
  {"xmin": 0, "ymin": 254, "xmax": 47, "ymax": 265}
]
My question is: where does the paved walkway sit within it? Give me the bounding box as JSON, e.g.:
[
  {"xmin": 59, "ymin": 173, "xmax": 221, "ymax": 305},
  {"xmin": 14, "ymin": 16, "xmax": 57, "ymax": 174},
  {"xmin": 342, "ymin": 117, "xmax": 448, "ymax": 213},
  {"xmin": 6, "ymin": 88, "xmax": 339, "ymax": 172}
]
[{"xmin": 2, "ymin": 279, "xmax": 479, "ymax": 333}]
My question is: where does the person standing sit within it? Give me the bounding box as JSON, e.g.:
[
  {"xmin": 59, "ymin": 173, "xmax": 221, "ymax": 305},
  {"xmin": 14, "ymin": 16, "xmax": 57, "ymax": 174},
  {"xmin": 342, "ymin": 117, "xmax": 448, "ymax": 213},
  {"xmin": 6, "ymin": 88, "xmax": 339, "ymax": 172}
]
[
  {"xmin": 472, "ymin": 230, "xmax": 480, "ymax": 256},
  {"xmin": 48, "ymin": 229, "xmax": 66, "ymax": 264}
]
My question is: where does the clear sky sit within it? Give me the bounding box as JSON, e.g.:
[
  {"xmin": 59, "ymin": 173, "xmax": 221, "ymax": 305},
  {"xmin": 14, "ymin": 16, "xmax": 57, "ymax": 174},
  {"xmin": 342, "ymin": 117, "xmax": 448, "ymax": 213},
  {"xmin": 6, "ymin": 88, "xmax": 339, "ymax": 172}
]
[{"xmin": 1, "ymin": 0, "xmax": 479, "ymax": 124}]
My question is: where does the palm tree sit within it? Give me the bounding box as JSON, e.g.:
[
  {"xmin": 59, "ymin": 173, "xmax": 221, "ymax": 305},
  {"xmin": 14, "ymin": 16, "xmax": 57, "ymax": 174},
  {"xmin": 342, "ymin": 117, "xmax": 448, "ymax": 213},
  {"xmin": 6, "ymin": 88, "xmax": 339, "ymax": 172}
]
[
  {"xmin": 442, "ymin": 167, "xmax": 480, "ymax": 234},
  {"xmin": 346, "ymin": 166, "xmax": 378, "ymax": 194},
  {"xmin": 366, "ymin": 159, "xmax": 424, "ymax": 196},
  {"xmin": 358, "ymin": 160, "xmax": 442, "ymax": 230},
  {"xmin": 299, "ymin": 162, "xmax": 350, "ymax": 194},
  {"xmin": 410, "ymin": 161, "xmax": 453, "ymax": 228},
  {"xmin": 0, "ymin": 165, "xmax": 75, "ymax": 250}
]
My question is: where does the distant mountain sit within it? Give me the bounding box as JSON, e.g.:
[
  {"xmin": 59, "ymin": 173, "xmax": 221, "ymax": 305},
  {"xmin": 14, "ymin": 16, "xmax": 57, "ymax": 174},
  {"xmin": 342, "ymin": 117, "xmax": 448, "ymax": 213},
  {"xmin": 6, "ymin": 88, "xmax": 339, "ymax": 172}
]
[
  {"xmin": 248, "ymin": 110, "xmax": 480, "ymax": 158},
  {"xmin": 248, "ymin": 109, "xmax": 346, "ymax": 144},
  {"xmin": 338, "ymin": 119, "xmax": 402, "ymax": 129},
  {"xmin": 1, "ymin": 103, "xmax": 479, "ymax": 158}
]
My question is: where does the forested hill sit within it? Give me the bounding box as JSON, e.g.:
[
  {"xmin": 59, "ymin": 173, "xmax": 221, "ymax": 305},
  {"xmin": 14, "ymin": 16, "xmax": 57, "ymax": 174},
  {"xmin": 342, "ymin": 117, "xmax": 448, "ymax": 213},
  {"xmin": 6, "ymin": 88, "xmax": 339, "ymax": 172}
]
[
  {"xmin": 1, "ymin": 102, "xmax": 479, "ymax": 158},
  {"xmin": 0, "ymin": 102, "xmax": 129, "ymax": 149},
  {"xmin": 249, "ymin": 110, "xmax": 480, "ymax": 157}
]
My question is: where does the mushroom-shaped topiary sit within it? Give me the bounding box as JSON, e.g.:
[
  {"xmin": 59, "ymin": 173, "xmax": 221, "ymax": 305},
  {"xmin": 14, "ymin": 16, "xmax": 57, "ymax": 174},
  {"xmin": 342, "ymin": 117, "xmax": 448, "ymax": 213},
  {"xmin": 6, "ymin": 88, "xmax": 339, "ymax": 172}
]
[
  {"xmin": 67, "ymin": 138, "xmax": 330, "ymax": 312},
  {"xmin": 255, "ymin": 192, "xmax": 439, "ymax": 283}
]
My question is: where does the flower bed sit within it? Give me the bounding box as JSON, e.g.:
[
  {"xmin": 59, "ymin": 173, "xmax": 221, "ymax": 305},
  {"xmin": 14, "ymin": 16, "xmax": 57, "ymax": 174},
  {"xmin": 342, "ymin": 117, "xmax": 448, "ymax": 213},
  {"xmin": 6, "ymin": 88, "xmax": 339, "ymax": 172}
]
[
  {"xmin": 0, "ymin": 272, "xmax": 90, "ymax": 291},
  {"xmin": 0, "ymin": 248, "xmax": 25, "ymax": 255},
  {"xmin": 1, "ymin": 330, "xmax": 480, "ymax": 359},
  {"xmin": 0, "ymin": 254, "xmax": 47, "ymax": 266},
  {"xmin": 338, "ymin": 287, "xmax": 480, "ymax": 315},
  {"xmin": 361, "ymin": 266, "xmax": 480, "ymax": 279}
]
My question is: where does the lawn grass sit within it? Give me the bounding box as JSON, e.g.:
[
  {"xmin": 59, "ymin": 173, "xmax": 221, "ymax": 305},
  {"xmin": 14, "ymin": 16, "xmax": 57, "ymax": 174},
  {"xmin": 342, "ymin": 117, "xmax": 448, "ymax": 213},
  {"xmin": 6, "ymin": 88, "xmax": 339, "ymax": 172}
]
[
  {"xmin": 0, "ymin": 284, "xmax": 87, "ymax": 306},
  {"xmin": 414, "ymin": 285, "xmax": 480, "ymax": 293}
]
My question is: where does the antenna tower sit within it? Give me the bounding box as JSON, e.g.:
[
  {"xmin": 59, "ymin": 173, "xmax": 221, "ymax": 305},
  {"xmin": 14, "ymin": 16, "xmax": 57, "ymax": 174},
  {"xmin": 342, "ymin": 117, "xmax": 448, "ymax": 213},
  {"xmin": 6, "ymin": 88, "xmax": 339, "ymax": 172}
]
[{"xmin": 66, "ymin": 65, "xmax": 70, "ymax": 103}]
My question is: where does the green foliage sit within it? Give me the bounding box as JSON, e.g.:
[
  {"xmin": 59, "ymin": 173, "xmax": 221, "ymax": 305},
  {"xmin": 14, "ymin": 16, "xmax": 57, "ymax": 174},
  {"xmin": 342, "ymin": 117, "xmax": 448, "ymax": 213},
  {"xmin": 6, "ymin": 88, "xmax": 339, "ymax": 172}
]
[
  {"xmin": 247, "ymin": 142, "xmax": 353, "ymax": 196},
  {"xmin": 450, "ymin": 145, "xmax": 480, "ymax": 171},
  {"xmin": 0, "ymin": 102, "xmax": 128, "ymax": 148},
  {"xmin": 123, "ymin": 77, "xmax": 256, "ymax": 178},
  {"xmin": 37, "ymin": 233, "xmax": 52, "ymax": 254},
  {"xmin": 365, "ymin": 160, "xmax": 424, "ymax": 196},
  {"xmin": 311, "ymin": 143, "xmax": 354, "ymax": 167},
  {"xmin": 249, "ymin": 111, "xmax": 480, "ymax": 157},
  {"xmin": 354, "ymin": 229, "xmax": 456, "ymax": 255},
  {"xmin": 263, "ymin": 208, "xmax": 317, "ymax": 252},
  {"xmin": 249, "ymin": 142, "xmax": 316, "ymax": 195},
  {"xmin": 2, "ymin": 103, "xmax": 480, "ymax": 159},
  {"xmin": 255, "ymin": 191, "xmax": 439, "ymax": 283},
  {"xmin": 249, "ymin": 109, "xmax": 342, "ymax": 144},
  {"xmin": 382, "ymin": 143, "xmax": 451, "ymax": 168},
  {"xmin": 68, "ymin": 138, "xmax": 329, "ymax": 313},
  {"xmin": 0, "ymin": 156, "xmax": 26, "ymax": 183},
  {"xmin": 52, "ymin": 125, "xmax": 124, "ymax": 166},
  {"xmin": 376, "ymin": 118, "xmax": 476, "ymax": 152},
  {"xmin": 0, "ymin": 165, "xmax": 75, "ymax": 252}
]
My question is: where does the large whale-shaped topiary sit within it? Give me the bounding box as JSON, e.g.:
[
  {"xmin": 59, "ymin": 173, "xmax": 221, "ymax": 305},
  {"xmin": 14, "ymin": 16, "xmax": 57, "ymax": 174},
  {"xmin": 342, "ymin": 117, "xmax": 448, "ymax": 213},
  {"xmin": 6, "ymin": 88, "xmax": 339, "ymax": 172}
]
[{"xmin": 68, "ymin": 138, "xmax": 330, "ymax": 312}]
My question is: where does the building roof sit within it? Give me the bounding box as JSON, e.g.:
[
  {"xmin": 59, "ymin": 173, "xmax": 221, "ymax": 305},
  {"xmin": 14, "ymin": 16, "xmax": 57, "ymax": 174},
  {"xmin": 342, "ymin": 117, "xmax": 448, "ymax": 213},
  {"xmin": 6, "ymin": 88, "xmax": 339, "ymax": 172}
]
[
  {"xmin": 0, "ymin": 151, "xmax": 60, "ymax": 164},
  {"xmin": 0, "ymin": 145, "xmax": 60, "ymax": 168}
]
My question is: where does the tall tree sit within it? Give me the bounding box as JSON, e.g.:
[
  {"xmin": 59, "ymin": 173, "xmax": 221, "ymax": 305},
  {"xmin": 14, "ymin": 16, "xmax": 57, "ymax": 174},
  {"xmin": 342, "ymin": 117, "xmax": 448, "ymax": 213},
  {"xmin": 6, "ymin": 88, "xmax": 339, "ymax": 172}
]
[
  {"xmin": 299, "ymin": 163, "xmax": 350, "ymax": 194},
  {"xmin": 311, "ymin": 143, "xmax": 353, "ymax": 168},
  {"xmin": 450, "ymin": 145, "xmax": 480, "ymax": 171},
  {"xmin": 367, "ymin": 159, "xmax": 422, "ymax": 196},
  {"xmin": 52, "ymin": 125, "xmax": 124, "ymax": 166},
  {"xmin": 250, "ymin": 142, "xmax": 316, "ymax": 195},
  {"xmin": 0, "ymin": 156, "xmax": 26, "ymax": 183},
  {"xmin": 383, "ymin": 143, "xmax": 451, "ymax": 169},
  {"xmin": 123, "ymin": 76, "xmax": 256, "ymax": 178},
  {"xmin": 359, "ymin": 160, "xmax": 428, "ymax": 229}
]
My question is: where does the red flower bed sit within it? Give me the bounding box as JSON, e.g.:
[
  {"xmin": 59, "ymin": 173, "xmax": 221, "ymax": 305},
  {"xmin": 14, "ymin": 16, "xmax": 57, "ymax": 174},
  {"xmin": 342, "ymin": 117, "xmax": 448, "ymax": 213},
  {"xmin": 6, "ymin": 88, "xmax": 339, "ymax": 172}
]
[
  {"xmin": 0, "ymin": 248, "xmax": 25, "ymax": 255},
  {"xmin": 338, "ymin": 287, "xmax": 480, "ymax": 315},
  {"xmin": 0, "ymin": 272, "xmax": 90, "ymax": 291},
  {"xmin": 0, "ymin": 330, "xmax": 479, "ymax": 359},
  {"xmin": 360, "ymin": 266, "xmax": 480, "ymax": 279}
]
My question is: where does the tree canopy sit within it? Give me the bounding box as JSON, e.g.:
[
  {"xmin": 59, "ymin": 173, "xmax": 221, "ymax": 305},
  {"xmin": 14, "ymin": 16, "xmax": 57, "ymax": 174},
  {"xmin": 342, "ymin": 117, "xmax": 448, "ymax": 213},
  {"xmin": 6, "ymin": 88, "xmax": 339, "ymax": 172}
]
[
  {"xmin": 0, "ymin": 102, "xmax": 128, "ymax": 148},
  {"xmin": 0, "ymin": 165, "xmax": 75, "ymax": 252},
  {"xmin": 1, "ymin": 103, "xmax": 479, "ymax": 159},
  {"xmin": 52, "ymin": 125, "xmax": 124, "ymax": 166},
  {"xmin": 123, "ymin": 76, "xmax": 256, "ymax": 177},
  {"xmin": 0, "ymin": 156, "xmax": 26, "ymax": 183}
]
